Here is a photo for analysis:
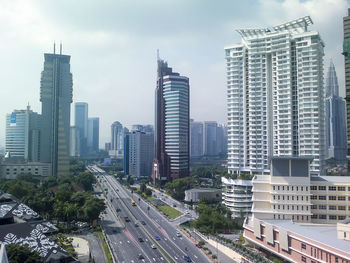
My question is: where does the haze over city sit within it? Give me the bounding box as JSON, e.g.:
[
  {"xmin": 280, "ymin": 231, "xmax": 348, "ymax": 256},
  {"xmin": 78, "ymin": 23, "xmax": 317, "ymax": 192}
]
[{"xmin": 0, "ymin": 0, "xmax": 347, "ymax": 147}]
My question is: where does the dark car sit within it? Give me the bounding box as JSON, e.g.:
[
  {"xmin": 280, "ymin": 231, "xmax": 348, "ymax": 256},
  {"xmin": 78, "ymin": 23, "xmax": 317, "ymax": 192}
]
[
  {"xmin": 141, "ymin": 221, "xmax": 146, "ymax": 225},
  {"xmin": 195, "ymin": 243, "xmax": 202, "ymax": 248},
  {"xmin": 138, "ymin": 237, "xmax": 144, "ymax": 242},
  {"xmin": 138, "ymin": 254, "xmax": 144, "ymax": 260},
  {"xmin": 184, "ymin": 255, "xmax": 192, "ymax": 262},
  {"xmin": 154, "ymin": 235, "xmax": 160, "ymax": 241},
  {"xmin": 124, "ymin": 216, "xmax": 130, "ymax": 222}
]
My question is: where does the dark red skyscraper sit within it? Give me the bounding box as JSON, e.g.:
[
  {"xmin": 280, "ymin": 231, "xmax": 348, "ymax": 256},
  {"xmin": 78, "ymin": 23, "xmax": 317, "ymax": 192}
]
[{"xmin": 152, "ymin": 56, "xmax": 190, "ymax": 184}]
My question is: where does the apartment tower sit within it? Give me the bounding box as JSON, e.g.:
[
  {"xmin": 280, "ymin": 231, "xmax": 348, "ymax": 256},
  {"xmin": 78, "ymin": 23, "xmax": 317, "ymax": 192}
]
[
  {"xmin": 225, "ymin": 16, "xmax": 325, "ymax": 175},
  {"xmin": 343, "ymin": 9, "xmax": 350, "ymax": 170}
]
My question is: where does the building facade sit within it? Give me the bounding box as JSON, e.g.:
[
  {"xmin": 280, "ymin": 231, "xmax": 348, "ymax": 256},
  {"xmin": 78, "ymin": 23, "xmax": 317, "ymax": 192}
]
[
  {"xmin": 203, "ymin": 121, "xmax": 218, "ymax": 156},
  {"xmin": 74, "ymin": 102, "xmax": 88, "ymax": 157},
  {"xmin": 129, "ymin": 130, "xmax": 154, "ymax": 177},
  {"xmin": 5, "ymin": 106, "xmax": 41, "ymax": 161},
  {"xmin": 244, "ymin": 217, "xmax": 350, "ymax": 263},
  {"xmin": 40, "ymin": 50, "xmax": 73, "ymax": 176},
  {"xmin": 247, "ymin": 157, "xmax": 350, "ymax": 224},
  {"xmin": 343, "ymin": 9, "xmax": 350, "ymax": 170},
  {"xmin": 184, "ymin": 188, "xmax": 221, "ymax": 203},
  {"xmin": 0, "ymin": 161, "xmax": 51, "ymax": 179},
  {"xmin": 221, "ymin": 177, "xmax": 253, "ymax": 218},
  {"xmin": 251, "ymin": 157, "xmax": 313, "ymax": 223},
  {"xmin": 69, "ymin": 126, "xmax": 80, "ymax": 157},
  {"xmin": 190, "ymin": 120, "xmax": 203, "ymax": 158},
  {"xmin": 310, "ymin": 176, "xmax": 350, "ymax": 223},
  {"xmin": 87, "ymin": 117, "xmax": 99, "ymax": 154},
  {"xmin": 152, "ymin": 57, "xmax": 190, "ymax": 183},
  {"xmin": 110, "ymin": 121, "xmax": 124, "ymax": 158},
  {"xmin": 226, "ymin": 16, "xmax": 325, "ymax": 175},
  {"xmin": 325, "ymin": 61, "xmax": 347, "ymax": 163}
]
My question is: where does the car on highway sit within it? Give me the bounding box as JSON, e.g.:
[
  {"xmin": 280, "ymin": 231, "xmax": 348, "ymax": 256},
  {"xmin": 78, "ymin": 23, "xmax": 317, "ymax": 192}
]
[
  {"xmin": 141, "ymin": 221, "xmax": 146, "ymax": 225},
  {"xmin": 173, "ymin": 204, "xmax": 177, "ymax": 207},
  {"xmin": 176, "ymin": 231, "xmax": 182, "ymax": 237},
  {"xmin": 184, "ymin": 255, "xmax": 192, "ymax": 262},
  {"xmin": 138, "ymin": 254, "xmax": 144, "ymax": 260},
  {"xmin": 134, "ymin": 222, "xmax": 139, "ymax": 227},
  {"xmin": 124, "ymin": 216, "xmax": 130, "ymax": 222},
  {"xmin": 154, "ymin": 235, "xmax": 160, "ymax": 241},
  {"xmin": 151, "ymin": 244, "xmax": 156, "ymax": 249},
  {"xmin": 138, "ymin": 237, "xmax": 144, "ymax": 242},
  {"xmin": 195, "ymin": 243, "xmax": 202, "ymax": 248},
  {"xmin": 112, "ymin": 229, "xmax": 117, "ymax": 233}
]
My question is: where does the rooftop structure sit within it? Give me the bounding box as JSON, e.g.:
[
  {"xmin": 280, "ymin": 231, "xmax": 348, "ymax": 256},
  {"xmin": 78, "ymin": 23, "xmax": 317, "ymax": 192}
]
[{"xmin": 244, "ymin": 217, "xmax": 350, "ymax": 262}]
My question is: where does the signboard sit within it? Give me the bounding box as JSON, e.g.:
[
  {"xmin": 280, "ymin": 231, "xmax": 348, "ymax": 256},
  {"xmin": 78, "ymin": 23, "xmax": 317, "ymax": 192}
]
[{"xmin": 10, "ymin": 114, "xmax": 16, "ymax": 126}]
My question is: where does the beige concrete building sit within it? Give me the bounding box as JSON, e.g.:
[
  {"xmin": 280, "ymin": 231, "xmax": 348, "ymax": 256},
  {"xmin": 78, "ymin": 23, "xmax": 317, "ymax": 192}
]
[
  {"xmin": 310, "ymin": 176, "xmax": 350, "ymax": 223},
  {"xmin": 251, "ymin": 157, "xmax": 312, "ymax": 223},
  {"xmin": 249, "ymin": 157, "xmax": 350, "ymax": 224}
]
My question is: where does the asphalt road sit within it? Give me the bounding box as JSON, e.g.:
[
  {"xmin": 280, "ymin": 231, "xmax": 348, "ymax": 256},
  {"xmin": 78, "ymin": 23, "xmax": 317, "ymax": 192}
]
[
  {"xmin": 93, "ymin": 169, "xmax": 169, "ymax": 263},
  {"xmin": 97, "ymin": 169, "xmax": 211, "ymax": 263}
]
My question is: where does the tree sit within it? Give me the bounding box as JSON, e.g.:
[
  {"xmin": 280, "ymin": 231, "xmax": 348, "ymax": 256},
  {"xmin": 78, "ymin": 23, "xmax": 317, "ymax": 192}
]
[
  {"xmin": 145, "ymin": 188, "xmax": 152, "ymax": 196},
  {"xmin": 140, "ymin": 183, "xmax": 146, "ymax": 193},
  {"xmin": 75, "ymin": 172, "xmax": 95, "ymax": 191},
  {"xmin": 6, "ymin": 244, "xmax": 43, "ymax": 263}
]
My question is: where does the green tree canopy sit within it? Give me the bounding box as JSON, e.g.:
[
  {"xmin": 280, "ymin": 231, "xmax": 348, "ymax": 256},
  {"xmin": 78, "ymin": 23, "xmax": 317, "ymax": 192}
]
[{"xmin": 6, "ymin": 244, "xmax": 43, "ymax": 263}]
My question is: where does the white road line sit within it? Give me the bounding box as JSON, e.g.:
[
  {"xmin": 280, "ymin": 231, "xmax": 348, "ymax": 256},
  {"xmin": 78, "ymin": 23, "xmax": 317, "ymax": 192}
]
[
  {"xmin": 194, "ymin": 255, "xmax": 198, "ymax": 258},
  {"xmin": 174, "ymin": 256, "xmax": 178, "ymax": 260},
  {"xmin": 153, "ymin": 258, "xmax": 156, "ymax": 261},
  {"xmin": 127, "ymin": 240, "xmax": 130, "ymax": 243},
  {"xmin": 161, "ymin": 257, "xmax": 164, "ymax": 261}
]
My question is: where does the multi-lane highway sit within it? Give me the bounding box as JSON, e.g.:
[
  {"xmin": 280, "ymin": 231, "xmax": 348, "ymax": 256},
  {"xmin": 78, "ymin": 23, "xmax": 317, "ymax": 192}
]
[{"xmin": 89, "ymin": 165, "xmax": 211, "ymax": 263}]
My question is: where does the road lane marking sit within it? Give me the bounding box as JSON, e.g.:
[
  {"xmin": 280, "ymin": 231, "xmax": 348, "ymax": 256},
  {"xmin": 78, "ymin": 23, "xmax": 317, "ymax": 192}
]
[
  {"xmin": 153, "ymin": 258, "xmax": 156, "ymax": 261},
  {"xmin": 161, "ymin": 257, "xmax": 164, "ymax": 261},
  {"xmin": 194, "ymin": 255, "xmax": 198, "ymax": 258}
]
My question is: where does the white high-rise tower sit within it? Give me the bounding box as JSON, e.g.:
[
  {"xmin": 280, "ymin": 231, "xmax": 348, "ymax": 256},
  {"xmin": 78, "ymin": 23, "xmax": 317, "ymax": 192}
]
[{"xmin": 225, "ymin": 16, "xmax": 325, "ymax": 175}]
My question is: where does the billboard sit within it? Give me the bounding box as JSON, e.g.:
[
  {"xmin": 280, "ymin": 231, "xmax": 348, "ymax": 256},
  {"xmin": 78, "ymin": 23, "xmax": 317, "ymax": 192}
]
[{"xmin": 10, "ymin": 114, "xmax": 16, "ymax": 127}]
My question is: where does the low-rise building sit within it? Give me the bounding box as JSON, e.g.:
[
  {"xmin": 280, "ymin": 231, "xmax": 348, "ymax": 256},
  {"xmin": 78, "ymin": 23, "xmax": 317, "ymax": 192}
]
[
  {"xmin": 310, "ymin": 176, "xmax": 350, "ymax": 223},
  {"xmin": 251, "ymin": 157, "xmax": 313, "ymax": 223},
  {"xmin": 221, "ymin": 177, "xmax": 253, "ymax": 218},
  {"xmin": 0, "ymin": 160, "xmax": 51, "ymax": 179},
  {"xmin": 244, "ymin": 217, "xmax": 350, "ymax": 263},
  {"xmin": 184, "ymin": 188, "xmax": 221, "ymax": 203}
]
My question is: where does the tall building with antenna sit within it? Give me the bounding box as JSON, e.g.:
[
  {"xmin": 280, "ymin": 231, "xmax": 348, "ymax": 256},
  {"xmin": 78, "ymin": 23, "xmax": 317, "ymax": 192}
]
[
  {"xmin": 40, "ymin": 44, "xmax": 73, "ymax": 176},
  {"xmin": 152, "ymin": 53, "xmax": 190, "ymax": 183}
]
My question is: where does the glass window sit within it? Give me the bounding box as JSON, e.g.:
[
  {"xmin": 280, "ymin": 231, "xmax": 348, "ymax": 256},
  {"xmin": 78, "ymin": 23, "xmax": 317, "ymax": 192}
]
[{"xmin": 329, "ymin": 186, "xmax": 336, "ymax": 191}]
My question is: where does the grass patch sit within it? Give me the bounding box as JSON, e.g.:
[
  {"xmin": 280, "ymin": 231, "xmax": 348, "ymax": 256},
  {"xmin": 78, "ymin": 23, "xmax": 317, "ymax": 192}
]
[
  {"xmin": 156, "ymin": 205, "xmax": 182, "ymax": 219},
  {"xmin": 146, "ymin": 196, "xmax": 157, "ymax": 202},
  {"xmin": 96, "ymin": 231, "xmax": 114, "ymax": 263}
]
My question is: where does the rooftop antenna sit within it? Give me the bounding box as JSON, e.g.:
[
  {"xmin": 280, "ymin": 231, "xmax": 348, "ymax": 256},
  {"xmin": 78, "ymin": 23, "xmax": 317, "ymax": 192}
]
[
  {"xmin": 53, "ymin": 42, "xmax": 56, "ymax": 54},
  {"xmin": 60, "ymin": 42, "xmax": 62, "ymax": 55}
]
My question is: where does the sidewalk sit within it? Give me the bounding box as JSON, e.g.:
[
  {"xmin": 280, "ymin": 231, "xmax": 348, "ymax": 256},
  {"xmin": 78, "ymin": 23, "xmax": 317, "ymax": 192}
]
[{"xmin": 180, "ymin": 228, "xmax": 240, "ymax": 263}]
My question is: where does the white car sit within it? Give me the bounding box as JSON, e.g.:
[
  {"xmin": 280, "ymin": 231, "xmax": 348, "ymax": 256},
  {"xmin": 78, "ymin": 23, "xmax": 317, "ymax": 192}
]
[
  {"xmin": 151, "ymin": 244, "xmax": 157, "ymax": 249},
  {"xmin": 176, "ymin": 231, "xmax": 182, "ymax": 237}
]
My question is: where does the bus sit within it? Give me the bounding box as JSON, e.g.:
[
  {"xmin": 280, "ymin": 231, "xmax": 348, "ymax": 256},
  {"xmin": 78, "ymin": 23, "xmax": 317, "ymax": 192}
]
[{"xmin": 131, "ymin": 200, "xmax": 136, "ymax": 206}]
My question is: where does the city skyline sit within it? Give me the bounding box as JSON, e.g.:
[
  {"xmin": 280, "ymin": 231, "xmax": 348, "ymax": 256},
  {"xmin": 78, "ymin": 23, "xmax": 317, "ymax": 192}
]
[{"xmin": 0, "ymin": 0, "xmax": 347, "ymax": 147}]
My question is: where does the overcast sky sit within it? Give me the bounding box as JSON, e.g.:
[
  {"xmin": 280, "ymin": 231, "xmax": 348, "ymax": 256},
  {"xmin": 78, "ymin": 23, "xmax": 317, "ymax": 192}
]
[{"xmin": 0, "ymin": 0, "xmax": 347, "ymax": 147}]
